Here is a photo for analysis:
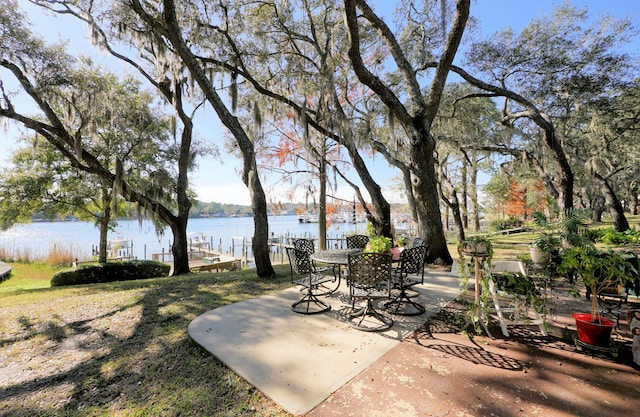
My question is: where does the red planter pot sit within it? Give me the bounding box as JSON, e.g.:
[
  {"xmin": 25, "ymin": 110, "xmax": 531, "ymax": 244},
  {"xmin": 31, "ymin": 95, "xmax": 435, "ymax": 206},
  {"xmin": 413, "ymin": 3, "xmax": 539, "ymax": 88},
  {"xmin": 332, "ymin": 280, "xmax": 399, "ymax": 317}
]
[{"xmin": 573, "ymin": 313, "xmax": 616, "ymax": 347}]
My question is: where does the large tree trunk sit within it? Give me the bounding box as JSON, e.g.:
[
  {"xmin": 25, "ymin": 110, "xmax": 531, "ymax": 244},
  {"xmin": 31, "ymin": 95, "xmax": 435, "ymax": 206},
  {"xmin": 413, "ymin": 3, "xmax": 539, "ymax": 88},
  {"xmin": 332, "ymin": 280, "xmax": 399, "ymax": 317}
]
[
  {"xmin": 461, "ymin": 162, "xmax": 468, "ymax": 229},
  {"xmin": 591, "ymin": 196, "xmax": 606, "ymax": 222},
  {"xmin": 98, "ymin": 182, "xmax": 111, "ymax": 263},
  {"xmin": 594, "ymin": 173, "xmax": 630, "ymax": 231},
  {"xmin": 159, "ymin": 0, "xmax": 274, "ymax": 277},
  {"xmin": 343, "ymin": 0, "xmax": 470, "ymax": 265},
  {"xmin": 439, "ymin": 178, "xmax": 465, "ymax": 243},
  {"xmin": 543, "ymin": 129, "xmax": 574, "ymax": 211},
  {"xmin": 318, "ymin": 157, "xmax": 327, "ymax": 250},
  {"xmin": 413, "ymin": 133, "xmax": 453, "ymax": 264},
  {"xmin": 247, "ymin": 169, "xmax": 275, "ymax": 278},
  {"xmin": 169, "ymin": 213, "xmax": 190, "ymax": 275},
  {"xmin": 470, "ymin": 162, "xmax": 481, "ymax": 231},
  {"xmin": 98, "ymin": 215, "xmax": 109, "ymax": 263},
  {"xmin": 171, "ymin": 94, "xmax": 194, "ymax": 276}
]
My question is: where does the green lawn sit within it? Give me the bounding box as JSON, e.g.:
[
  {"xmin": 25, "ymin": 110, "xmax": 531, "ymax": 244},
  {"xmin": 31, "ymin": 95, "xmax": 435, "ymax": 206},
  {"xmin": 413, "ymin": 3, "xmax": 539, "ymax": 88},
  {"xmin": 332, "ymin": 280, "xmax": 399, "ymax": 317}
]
[
  {"xmin": 0, "ymin": 262, "xmax": 60, "ymax": 294},
  {"xmin": 0, "ymin": 264, "xmax": 294, "ymax": 417}
]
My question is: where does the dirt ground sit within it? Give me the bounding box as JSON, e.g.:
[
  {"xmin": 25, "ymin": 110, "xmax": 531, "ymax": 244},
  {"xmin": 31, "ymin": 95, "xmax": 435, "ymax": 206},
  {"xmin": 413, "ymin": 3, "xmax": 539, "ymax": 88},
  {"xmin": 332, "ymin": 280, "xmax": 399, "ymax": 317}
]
[{"xmin": 307, "ymin": 281, "xmax": 640, "ymax": 417}]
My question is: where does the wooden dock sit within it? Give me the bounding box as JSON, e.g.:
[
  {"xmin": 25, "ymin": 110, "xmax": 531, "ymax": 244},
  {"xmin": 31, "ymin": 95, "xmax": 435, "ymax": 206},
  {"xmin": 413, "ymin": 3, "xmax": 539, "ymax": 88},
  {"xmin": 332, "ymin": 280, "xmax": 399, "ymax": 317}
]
[
  {"xmin": 0, "ymin": 261, "xmax": 11, "ymax": 282},
  {"xmin": 152, "ymin": 249, "xmax": 241, "ymax": 273}
]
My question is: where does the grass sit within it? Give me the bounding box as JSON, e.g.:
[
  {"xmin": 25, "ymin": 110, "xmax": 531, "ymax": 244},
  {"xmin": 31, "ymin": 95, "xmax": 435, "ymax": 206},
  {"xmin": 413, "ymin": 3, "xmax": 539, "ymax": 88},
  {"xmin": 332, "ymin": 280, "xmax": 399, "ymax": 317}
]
[
  {"xmin": 0, "ymin": 262, "xmax": 60, "ymax": 294},
  {"xmin": 0, "ymin": 264, "xmax": 294, "ymax": 417}
]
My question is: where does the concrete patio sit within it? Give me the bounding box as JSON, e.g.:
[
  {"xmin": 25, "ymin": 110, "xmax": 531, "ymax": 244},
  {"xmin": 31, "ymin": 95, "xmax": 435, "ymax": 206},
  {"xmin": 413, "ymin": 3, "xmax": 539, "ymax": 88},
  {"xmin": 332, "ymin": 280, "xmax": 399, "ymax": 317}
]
[{"xmin": 188, "ymin": 269, "xmax": 460, "ymax": 415}]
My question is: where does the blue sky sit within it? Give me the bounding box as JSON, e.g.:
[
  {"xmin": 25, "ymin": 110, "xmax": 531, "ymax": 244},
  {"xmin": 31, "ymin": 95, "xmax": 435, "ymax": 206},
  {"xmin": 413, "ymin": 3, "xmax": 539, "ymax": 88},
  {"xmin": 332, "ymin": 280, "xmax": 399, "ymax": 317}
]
[{"xmin": 2, "ymin": 0, "xmax": 638, "ymax": 206}]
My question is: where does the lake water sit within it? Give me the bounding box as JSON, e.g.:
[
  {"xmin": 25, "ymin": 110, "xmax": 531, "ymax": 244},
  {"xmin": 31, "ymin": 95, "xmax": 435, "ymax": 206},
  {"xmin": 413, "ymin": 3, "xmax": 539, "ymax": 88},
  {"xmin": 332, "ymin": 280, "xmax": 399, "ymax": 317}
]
[{"xmin": 0, "ymin": 215, "xmax": 366, "ymax": 261}]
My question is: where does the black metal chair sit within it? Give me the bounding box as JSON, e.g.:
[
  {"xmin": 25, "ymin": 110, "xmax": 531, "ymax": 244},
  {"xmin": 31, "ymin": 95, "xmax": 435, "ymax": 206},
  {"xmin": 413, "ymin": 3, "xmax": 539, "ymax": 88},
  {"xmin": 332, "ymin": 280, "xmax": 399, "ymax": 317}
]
[
  {"xmin": 384, "ymin": 245, "xmax": 427, "ymax": 316},
  {"xmin": 291, "ymin": 238, "xmax": 340, "ymax": 295},
  {"xmin": 286, "ymin": 247, "xmax": 334, "ymax": 315},
  {"xmin": 293, "ymin": 238, "xmax": 315, "ymax": 255},
  {"xmin": 346, "ymin": 234, "xmax": 369, "ymax": 249},
  {"xmin": 347, "ymin": 252, "xmax": 393, "ymax": 331}
]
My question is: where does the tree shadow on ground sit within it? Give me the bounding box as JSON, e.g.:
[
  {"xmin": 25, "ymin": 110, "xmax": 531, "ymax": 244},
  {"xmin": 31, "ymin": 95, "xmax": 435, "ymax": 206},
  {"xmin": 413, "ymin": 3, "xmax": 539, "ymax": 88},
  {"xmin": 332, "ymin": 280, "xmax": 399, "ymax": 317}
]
[{"xmin": 0, "ymin": 269, "xmax": 293, "ymax": 417}]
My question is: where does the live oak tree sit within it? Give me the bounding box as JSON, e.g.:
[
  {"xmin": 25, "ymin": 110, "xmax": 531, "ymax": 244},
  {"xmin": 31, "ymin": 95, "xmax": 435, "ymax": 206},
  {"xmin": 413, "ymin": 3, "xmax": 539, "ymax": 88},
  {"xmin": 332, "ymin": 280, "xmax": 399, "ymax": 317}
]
[
  {"xmin": 33, "ymin": 0, "xmax": 265, "ymax": 275},
  {"xmin": 0, "ymin": 4, "xmax": 193, "ymax": 273},
  {"xmin": 0, "ymin": 135, "xmax": 131, "ymax": 263},
  {"xmin": 41, "ymin": 0, "xmax": 278, "ymax": 277},
  {"xmin": 454, "ymin": 3, "xmax": 635, "ymax": 213},
  {"xmin": 433, "ymin": 83, "xmax": 501, "ymax": 235},
  {"xmin": 573, "ymin": 81, "xmax": 640, "ymax": 231},
  {"xmin": 341, "ymin": 0, "xmax": 471, "ymax": 263},
  {"xmin": 213, "ymin": 0, "xmax": 395, "ymax": 240}
]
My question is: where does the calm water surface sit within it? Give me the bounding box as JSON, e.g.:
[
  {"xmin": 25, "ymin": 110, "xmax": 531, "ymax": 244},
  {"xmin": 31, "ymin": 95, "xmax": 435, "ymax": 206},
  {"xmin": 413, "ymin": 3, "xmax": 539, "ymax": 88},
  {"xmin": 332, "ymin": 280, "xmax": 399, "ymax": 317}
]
[{"xmin": 0, "ymin": 215, "xmax": 364, "ymax": 261}]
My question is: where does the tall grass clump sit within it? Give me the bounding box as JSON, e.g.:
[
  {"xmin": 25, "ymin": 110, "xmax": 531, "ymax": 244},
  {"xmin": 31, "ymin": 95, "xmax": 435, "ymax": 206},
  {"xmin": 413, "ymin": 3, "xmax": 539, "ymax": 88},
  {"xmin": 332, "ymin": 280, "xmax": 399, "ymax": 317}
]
[
  {"xmin": 46, "ymin": 243, "xmax": 79, "ymax": 267},
  {"xmin": 0, "ymin": 246, "xmax": 33, "ymax": 263},
  {"xmin": 0, "ymin": 243, "xmax": 82, "ymax": 266}
]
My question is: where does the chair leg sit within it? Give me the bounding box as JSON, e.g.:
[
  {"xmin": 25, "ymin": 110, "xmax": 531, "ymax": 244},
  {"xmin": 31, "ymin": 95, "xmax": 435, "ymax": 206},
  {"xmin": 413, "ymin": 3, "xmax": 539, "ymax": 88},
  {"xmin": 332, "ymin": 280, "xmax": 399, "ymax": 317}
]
[
  {"xmin": 349, "ymin": 299, "xmax": 393, "ymax": 331},
  {"xmin": 291, "ymin": 288, "xmax": 331, "ymax": 315},
  {"xmin": 384, "ymin": 288, "xmax": 426, "ymax": 316}
]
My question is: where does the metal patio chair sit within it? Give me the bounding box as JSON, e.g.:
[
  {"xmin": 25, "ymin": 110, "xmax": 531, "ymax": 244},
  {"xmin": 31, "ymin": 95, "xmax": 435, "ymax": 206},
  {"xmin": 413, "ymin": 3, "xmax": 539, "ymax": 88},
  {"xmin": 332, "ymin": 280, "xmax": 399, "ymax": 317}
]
[
  {"xmin": 384, "ymin": 245, "xmax": 427, "ymax": 316},
  {"xmin": 286, "ymin": 247, "xmax": 334, "ymax": 315},
  {"xmin": 292, "ymin": 238, "xmax": 315, "ymax": 256},
  {"xmin": 346, "ymin": 234, "xmax": 369, "ymax": 249},
  {"xmin": 291, "ymin": 238, "xmax": 340, "ymax": 295},
  {"xmin": 346, "ymin": 252, "xmax": 393, "ymax": 331}
]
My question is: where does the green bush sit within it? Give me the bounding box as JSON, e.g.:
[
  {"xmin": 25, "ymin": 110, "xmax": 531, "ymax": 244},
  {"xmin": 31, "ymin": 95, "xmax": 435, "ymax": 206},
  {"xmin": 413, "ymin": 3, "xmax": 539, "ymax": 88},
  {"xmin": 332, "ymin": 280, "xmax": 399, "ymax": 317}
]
[
  {"xmin": 488, "ymin": 216, "xmax": 523, "ymax": 232},
  {"xmin": 580, "ymin": 228, "xmax": 606, "ymax": 243},
  {"xmin": 598, "ymin": 228, "xmax": 640, "ymax": 245},
  {"xmin": 364, "ymin": 235, "xmax": 392, "ymax": 253},
  {"xmin": 51, "ymin": 260, "xmax": 171, "ymax": 287}
]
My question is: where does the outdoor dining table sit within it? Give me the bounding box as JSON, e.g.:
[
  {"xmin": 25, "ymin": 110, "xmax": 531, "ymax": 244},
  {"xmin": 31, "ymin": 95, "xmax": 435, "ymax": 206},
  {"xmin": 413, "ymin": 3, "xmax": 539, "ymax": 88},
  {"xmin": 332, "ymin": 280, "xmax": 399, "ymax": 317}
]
[
  {"xmin": 310, "ymin": 248, "xmax": 363, "ymax": 288},
  {"xmin": 309, "ymin": 248, "xmax": 363, "ymax": 266}
]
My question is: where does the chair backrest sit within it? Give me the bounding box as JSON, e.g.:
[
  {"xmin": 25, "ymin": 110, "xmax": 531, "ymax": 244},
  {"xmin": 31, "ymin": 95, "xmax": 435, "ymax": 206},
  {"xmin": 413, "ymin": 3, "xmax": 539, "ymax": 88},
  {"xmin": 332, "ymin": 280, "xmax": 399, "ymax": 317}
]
[
  {"xmin": 293, "ymin": 238, "xmax": 315, "ymax": 255},
  {"xmin": 398, "ymin": 245, "xmax": 427, "ymax": 276},
  {"xmin": 346, "ymin": 234, "xmax": 370, "ymax": 249},
  {"xmin": 286, "ymin": 247, "xmax": 312, "ymax": 279},
  {"xmin": 407, "ymin": 237, "xmax": 425, "ymax": 248},
  {"xmin": 347, "ymin": 252, "xmax": 391, "ymax": 288}
]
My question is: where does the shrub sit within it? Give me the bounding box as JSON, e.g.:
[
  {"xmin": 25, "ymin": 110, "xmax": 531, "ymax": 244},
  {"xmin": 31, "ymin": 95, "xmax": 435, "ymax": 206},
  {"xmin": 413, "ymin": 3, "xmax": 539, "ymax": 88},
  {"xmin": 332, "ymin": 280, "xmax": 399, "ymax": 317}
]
[
  {"xmin": 598, "ymin": 228, "xmax": 640, "ymax": 245},
  {"xmin": 51, "ymin": 260, "xmax": 171, "ymax": 287},
  {"xmin": 364, "ymin": 236, "xmax": 392, "ymax": 253},
  {"xmin": 580, "ymin": 228, "xmax": 606, "ymax": 243},
  {"xmin": 488, "ymin": 216, "xmax": 523, "ymax": 232}
]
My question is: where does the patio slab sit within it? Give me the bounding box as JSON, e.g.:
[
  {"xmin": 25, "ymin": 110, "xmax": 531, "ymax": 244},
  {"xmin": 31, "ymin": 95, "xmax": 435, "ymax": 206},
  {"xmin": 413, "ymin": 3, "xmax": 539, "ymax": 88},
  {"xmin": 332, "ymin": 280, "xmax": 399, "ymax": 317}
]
[{"xmin": 188, "ymin": 270, "xmax": 460, "ymax": 415}]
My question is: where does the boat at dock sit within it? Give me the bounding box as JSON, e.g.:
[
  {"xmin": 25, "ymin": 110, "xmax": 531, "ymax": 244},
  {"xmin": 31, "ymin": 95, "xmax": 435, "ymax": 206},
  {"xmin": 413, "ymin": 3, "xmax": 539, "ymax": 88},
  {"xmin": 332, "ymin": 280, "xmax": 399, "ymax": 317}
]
[{"xmin": 297, "ymin": 212, "xmax": 319, "ymax": 223}]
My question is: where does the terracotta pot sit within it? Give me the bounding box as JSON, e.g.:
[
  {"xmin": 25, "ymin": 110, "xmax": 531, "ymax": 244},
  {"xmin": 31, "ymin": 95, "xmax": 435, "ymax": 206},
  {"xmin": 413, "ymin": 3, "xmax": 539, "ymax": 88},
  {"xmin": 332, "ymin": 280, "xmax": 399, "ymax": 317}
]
[
  {"xmin": 390, "ymin": 247, "xmax": 404, "ymax": 261},
  {"xmin": 573, "ymin": 313, "xmax": 615, "ymax": 347}
]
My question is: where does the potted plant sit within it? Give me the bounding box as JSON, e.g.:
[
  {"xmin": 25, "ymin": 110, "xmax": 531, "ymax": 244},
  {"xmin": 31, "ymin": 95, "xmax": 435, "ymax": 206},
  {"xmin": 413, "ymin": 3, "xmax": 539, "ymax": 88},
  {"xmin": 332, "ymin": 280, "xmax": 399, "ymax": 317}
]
[
  {"xmin": 530, "ymin": 212, "xmax": 561, "ymax": 267},
  {"xmin": 364, "ymin": 235, "xmax": 392, "ymax": 254},
  {"xmin": 558, "ymin": 246, "xmax": 636, "ymax": 347},
  {"xmin": 390, "ymin": 236, "xmax": 407, "ymax": 260},
  {"xmin": 458, "ymin": 235, "xmax": 492, "ymax": 257},
  {"xmin": 456, "ymin": 237, "xmax": 495, "ymax": 335}
]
